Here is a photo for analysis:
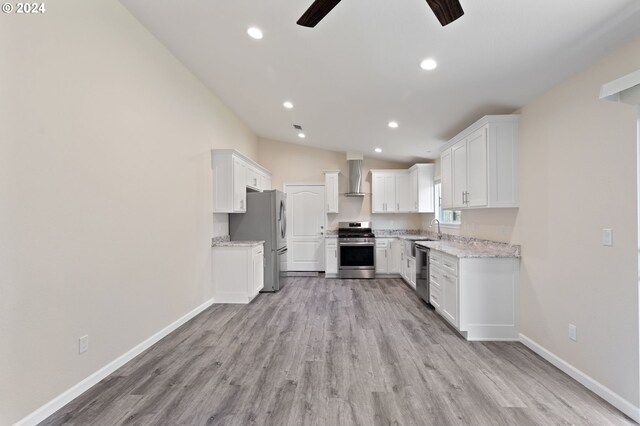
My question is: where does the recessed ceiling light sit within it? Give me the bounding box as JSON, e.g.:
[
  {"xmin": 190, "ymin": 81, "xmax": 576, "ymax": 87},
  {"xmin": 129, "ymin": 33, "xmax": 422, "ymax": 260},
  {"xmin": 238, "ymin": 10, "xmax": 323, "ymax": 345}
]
[
  {"xmin": 375, "ymin": 148, "xmax": 382, "ymax": 153},
  {"xmin": 388, "ymin": 121, "xmax": 399, "ymax": 129},
  {"xmin": 298, "ymin": 133, "xmax": 306, "ymax": 139},
  {"xmin": 420, "ymin": 58, "xmax": 437, "ymax": 71},
  {"xmin": 283, "ymin": 101, "xmax": 294, "ymax": 109},
  {"xmin": 247, "ymin": 27, "xmax": 263, "ymax": 40}
]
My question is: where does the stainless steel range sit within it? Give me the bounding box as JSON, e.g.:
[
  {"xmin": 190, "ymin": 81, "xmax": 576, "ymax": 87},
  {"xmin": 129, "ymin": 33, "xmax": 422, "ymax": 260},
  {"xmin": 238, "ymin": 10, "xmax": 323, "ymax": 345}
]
[{"xmin": 337, "ymin": 221, "xmax": 375, "ymax": 279}]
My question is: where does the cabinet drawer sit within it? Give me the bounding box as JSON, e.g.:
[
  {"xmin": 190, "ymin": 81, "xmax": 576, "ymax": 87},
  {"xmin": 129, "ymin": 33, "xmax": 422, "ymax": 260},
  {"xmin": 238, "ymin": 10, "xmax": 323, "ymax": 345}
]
[
  {"xmin": 440, "ymin": 254, "xmax": 458, "ymax": 276},
  {"xmin": 430, "ymin": 250, "xmax": 457, "ymax": 276},
  {"xmin": 429, "ymin": 269, "xmax": 442, "ymax": 290},
  {"xmin": 253, "ymin": 246, "xmax": 264, "ymax": 256},
  {"xmin": 326, "ymin": 238, "xmax": 337, "ymax": 248},
  {"xmin": 429, "ymin": 250, "xmax": 442, "ymax": 267},
  {"xmin": 376, "ymin": 239, "xmax": 390, "ymax": 248},
  {"xmin": 430, "ymin": 286, "xmax": 441, "ymax": 309}
]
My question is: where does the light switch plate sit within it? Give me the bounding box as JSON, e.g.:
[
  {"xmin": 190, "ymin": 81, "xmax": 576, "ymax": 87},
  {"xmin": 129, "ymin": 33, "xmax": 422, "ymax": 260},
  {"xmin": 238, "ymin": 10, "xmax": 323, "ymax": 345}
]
[
  {"xmin": 79, "ymin": 335, "xmax": 89, "ymax": 354},
  {"xmin": 568, "ymin": 324, "xmax": 577, "ymax": 341},
  {"xmin": 602, "ymin": 228, "xmax": 613, "ymax": 247}
]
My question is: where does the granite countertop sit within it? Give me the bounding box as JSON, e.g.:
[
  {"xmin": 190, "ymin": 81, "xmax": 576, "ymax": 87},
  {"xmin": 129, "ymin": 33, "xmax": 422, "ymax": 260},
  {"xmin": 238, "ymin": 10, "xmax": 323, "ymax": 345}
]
[
  {"xmin": 212, "ymin": 240, "xmax": 264, "ymax": 248},
  {"xmin": 415, "ymin": 240, "xmax": 520, "ymax": 259},
  {"xmin": 211, "ymin": 235, "xmax": 264, "ymax": 248},
  {"xmin": 374, "ymin": 229, "xmax": 436, "ymax": 240}
]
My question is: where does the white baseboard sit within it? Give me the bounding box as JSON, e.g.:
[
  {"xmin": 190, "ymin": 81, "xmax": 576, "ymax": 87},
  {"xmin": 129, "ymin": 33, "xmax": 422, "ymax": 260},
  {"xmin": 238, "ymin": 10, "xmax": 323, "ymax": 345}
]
[
  {"xmin": 519, "ymin": 333, "xmax": 640, "ymax": 423},
  {"xmin": 15, "ymin": 298, "xmax": 215, "ymax": 426}
]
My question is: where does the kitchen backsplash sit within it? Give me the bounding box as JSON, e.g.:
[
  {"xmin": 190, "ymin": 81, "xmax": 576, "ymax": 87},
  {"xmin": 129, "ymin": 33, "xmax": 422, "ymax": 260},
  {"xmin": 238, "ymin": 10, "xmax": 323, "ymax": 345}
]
[{"xmin": 326, "ymin": 195, "xmax": 423, "ymax": 230}]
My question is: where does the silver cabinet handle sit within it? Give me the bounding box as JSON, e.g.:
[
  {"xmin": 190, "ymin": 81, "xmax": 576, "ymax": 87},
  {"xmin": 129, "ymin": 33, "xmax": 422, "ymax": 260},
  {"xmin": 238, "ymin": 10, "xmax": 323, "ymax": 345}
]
[
  {"xmin": 385, "ymin": 250, "xmax": 387, "ymax": 258},
  {"xmin": 397, "ymin": 203, "xmax": 399, "ymax": 211}
]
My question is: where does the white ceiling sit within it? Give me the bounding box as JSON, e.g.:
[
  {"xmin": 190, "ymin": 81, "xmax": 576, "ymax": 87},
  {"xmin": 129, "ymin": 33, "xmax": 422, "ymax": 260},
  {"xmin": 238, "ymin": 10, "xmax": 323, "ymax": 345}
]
[{"xmin": 120, "ymin": 0, "xmax": 640, "ymax": 162}]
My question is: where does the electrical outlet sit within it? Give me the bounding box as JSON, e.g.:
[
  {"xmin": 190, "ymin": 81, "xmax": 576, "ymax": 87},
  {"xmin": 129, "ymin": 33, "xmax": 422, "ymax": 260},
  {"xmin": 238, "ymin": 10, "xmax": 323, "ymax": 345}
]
[
  {"xmin": 568, "ymin": 324, "xmax": 577, "ymax": 342},
  {"xmin": 602, "ymin": 228, "xmax": 613, "ymax": 247},
  {"xmin": 79, "ymin": 335, "xmax": 89, "ymax": 354}
]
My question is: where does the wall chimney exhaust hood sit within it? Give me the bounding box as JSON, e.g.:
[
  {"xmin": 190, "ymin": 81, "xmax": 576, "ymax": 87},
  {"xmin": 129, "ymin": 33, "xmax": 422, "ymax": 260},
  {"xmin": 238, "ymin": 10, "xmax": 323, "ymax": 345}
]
[{"xmin": 345, "ymin": 158, "xmax": 365, "ymax": 197}]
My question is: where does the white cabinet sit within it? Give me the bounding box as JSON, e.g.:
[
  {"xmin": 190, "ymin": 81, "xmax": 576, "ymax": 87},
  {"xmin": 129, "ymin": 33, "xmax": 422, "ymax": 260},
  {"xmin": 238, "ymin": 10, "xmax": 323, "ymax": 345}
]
[
  {"xmin": 371, "ymin": 172, "xmax": 398, "ymax": 213},
  {"xmin": 252, "ymin": 245, "xmax": 264, "ymax": 295},
  {"xmin": 441, "ymin": 269, "xmax": 458, "ymax": 326},
  {"xmin": 375, "ymin": 239, "xmax": 391, "ymax": 274},
  {"xmin": 429, "ymin": 249, "xmax": 519, "ymax": 340},
  {"xmin": 258, "ymin": 171, "xmax": 271, "ymax": 192},
  {"xmin": 324, "ymin": 170, "xmax": 340, "ymax": 214},
  {"xmin": 440, "ymin": 150, "xmax": 453, "ymax": 209},
  {"xmin": 440, "ymin": 115, "xmax": 519, "ymax": 209},
  {"xmin": 325, "ymin": 238, "xmax": 338, "ymax": 277},
  {"xmin": 451, "ymin": 128, "xmax": 487, "ymax": 208},
  {"xmin": 390, "ymin": 239, "xmax": 402, "ymax": 274},
  {"xmin": 409, "ymin": 164, "xmax": 435, "ymax": 213},
  {"xmin": 233, "ymin": 157, "xmax": 247, "ymax": 212},
  {"xmin": 407, "ymin": 256, "xmax": 416, "ymax": 289},
  {"xmin": 246, "ymin": 166, "xmax": 260, "ymax": 191},
  {"xmin": 212, "ymin": 243, "xmax": 264, "ymax": 304},
  {"xmin": 211, "ymin": 150, "xmax": 273, "ymax": 213},
  {"xmin": 372, "ymin": 166, "xmax": 434, "ymax": 213}
]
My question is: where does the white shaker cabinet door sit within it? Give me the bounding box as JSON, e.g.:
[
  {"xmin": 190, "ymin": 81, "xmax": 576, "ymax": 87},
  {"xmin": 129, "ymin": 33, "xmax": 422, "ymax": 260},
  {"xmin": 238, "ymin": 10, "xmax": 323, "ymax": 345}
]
[
  {"xmin": 466, "ymin": 127, "xmax": 488, "ymax": 207},
  {"xmin": 233, "ymin": 158, "xmax": 247, "ymax": 212},
  {"xmin": 452, "ymin": 139, "xmax": 467, "ymax": 209},
  {"xmin": 440, "ymin": 149, "xmax": 453, "ymax": 209}
]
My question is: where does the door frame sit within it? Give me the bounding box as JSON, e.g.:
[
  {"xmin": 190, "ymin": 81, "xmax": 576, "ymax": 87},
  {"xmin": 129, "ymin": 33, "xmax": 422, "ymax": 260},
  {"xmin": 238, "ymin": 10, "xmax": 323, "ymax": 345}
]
[{"xmin": 283, "ymin": 182, "xmax": 327, "ymax": 272}]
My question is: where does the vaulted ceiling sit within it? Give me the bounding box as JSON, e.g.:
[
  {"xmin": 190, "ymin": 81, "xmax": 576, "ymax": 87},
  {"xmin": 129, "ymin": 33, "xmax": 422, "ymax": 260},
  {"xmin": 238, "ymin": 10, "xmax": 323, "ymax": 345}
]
[{"xmin": 120, "ymin": 0, "xmax": 640, "ymax": 162}]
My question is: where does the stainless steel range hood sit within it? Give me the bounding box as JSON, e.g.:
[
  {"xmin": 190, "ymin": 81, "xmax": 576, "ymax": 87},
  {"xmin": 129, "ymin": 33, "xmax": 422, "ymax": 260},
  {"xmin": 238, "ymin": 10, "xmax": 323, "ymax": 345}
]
[{"xmin": 345, "ymin": 159, "xmax": 365, "ymax": 197}]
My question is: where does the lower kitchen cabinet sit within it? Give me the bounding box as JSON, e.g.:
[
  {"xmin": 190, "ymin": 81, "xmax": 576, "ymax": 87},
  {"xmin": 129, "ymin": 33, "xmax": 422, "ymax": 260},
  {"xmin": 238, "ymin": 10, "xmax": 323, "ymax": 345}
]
[
  {"xmin": 407, "ymin": 256, "xmax": 416, "ymax": 289},
  {"xmin": 389, "ymin": 239, "xmax": 402, "ymax": 274},
  {"xmin": 325, "ymin": 237, "xmax": 338, "ymax": 277},
  {"xmin": 375, "ymin": 239, "xmax": 391, "ymax": 274},
  {"xmin": 429, "ymin": 249, "xmax": 519, "ymax": 340},
  {"xmin": 212, "ymin": 243, "xmax": 264, "ymax": 303}
]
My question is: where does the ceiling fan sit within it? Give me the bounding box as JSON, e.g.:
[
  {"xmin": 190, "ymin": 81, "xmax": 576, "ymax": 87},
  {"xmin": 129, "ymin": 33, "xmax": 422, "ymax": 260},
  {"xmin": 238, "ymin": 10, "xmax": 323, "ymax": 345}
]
[{"xmin": 297, "ymin": 0, "xmax": 464, "ymax": 28}]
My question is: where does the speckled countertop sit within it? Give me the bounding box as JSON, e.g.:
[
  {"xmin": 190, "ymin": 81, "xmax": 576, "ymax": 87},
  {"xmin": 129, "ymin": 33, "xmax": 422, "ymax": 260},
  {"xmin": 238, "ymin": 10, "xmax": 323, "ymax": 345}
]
[
  {"xmin": 323, "ymin": 228, "xmax": 519, "ymax": 258},
  {"xmin": 211, "ymin": 235, "xmax": 264, "ymax": 248},
  {"xmin": 416, "ymin": 240, "xmax": 520, "ymax": 259}
]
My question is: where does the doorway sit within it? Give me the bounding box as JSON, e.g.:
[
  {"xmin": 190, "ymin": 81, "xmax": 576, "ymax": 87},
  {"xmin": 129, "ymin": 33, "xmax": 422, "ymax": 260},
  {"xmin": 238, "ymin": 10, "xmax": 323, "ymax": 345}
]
[{"xmin": 284, "ymin": 184, "xmax": 326, "ymax": 271}]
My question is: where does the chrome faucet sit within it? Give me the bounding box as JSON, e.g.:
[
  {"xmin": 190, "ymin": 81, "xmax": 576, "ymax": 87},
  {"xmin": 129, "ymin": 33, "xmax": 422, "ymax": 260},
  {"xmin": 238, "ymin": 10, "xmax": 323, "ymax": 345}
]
[{"xmin": 430, "ymin": 218, "xmax": 442, "ymax": 240}]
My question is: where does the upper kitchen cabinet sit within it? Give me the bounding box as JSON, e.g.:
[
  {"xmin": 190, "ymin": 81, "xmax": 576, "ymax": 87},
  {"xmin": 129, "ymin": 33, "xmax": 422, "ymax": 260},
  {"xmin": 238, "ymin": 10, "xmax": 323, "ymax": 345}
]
[
  {"xmin": 371, "ymin": 165, "xmax": 435, "ymax": 214},
  {"xmin": 409, "ymin": 164, "xmax": 435, "ymax": 213},
  {"xmin": 440, "ymin": 150, "xmax": 453, "ymax": 209},
  {"xmin": 324, "ymin": 170, "xmax": 340, "ymax": 214},
  {"xmin": 440, "ymin": 115, "xmax": 519, "ymax": 209},
  {"xmin": 211, "ymin": 149, "xmax": 272, "ymax": 213},
  {"xmin": 371, "ymin": 171, "xmax": 398, "ymax": 213}
]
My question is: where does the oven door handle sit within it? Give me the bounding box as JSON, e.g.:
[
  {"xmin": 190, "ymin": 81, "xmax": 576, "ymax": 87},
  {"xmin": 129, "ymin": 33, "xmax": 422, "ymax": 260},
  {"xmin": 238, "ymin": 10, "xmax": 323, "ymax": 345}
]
[{"xmin": 338, "ymin": 242, "xmax": 375, "ymax": 247}]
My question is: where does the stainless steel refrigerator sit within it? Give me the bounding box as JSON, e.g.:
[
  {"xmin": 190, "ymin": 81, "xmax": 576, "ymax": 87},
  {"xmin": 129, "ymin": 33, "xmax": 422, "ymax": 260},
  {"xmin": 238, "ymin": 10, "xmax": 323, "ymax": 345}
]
[{"xmin": 229, "ymin": 190, "xmax": 287, "ymax": 292}]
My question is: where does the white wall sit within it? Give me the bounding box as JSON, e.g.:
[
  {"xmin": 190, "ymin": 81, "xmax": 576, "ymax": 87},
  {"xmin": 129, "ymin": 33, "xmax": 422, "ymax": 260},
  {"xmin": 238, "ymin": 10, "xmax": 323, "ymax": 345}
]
[
  {"xmin": 513, "ymin": 37, "xmax": 639, "ymax": 406},
  {"xmin": 0, "ymin": 1, "xmax": 258, "ymax": 423},
  {"xmin": 258, "ymin": 138, "xmax": 425, "ymax": 230}
]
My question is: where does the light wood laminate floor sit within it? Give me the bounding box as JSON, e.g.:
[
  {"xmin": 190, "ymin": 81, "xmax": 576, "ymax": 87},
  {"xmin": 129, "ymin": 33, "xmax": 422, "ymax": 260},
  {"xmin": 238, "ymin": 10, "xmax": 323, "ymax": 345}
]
[{"xmin": 43, "ymin": 277, "xmax": 634, "ymax": 425}]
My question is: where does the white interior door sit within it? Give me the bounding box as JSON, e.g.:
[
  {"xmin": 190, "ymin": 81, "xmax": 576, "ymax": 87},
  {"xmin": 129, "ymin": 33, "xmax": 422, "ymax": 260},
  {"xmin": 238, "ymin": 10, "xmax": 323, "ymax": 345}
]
[{"xmin": 286, "ymin": 185, "xmax": 326, "ymax": 271}]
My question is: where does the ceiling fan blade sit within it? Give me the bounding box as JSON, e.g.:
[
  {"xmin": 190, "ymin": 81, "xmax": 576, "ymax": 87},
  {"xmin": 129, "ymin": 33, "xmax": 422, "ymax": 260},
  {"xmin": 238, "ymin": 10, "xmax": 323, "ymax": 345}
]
[
  {"xmin": 424, "ymin": 0, "xmax": 464, "ymax": 26},
  {"xmin": 297, "ymin": 0, "xmax": 343, "ymax": 28}
]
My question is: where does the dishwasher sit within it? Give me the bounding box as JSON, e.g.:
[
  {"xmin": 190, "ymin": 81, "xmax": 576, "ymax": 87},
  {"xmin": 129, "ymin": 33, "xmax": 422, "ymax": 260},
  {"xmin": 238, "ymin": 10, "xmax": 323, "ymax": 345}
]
[{"xmin": 415, "ymin": 245, "xmax": 431, "ymax": 305}]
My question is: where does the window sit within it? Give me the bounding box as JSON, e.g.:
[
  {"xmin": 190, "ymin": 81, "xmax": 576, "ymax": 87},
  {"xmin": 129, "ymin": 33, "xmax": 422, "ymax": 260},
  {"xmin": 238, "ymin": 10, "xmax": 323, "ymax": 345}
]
[{"xmin": 434, "ymin": 179, "xmax": 461, "ymax": 225}]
